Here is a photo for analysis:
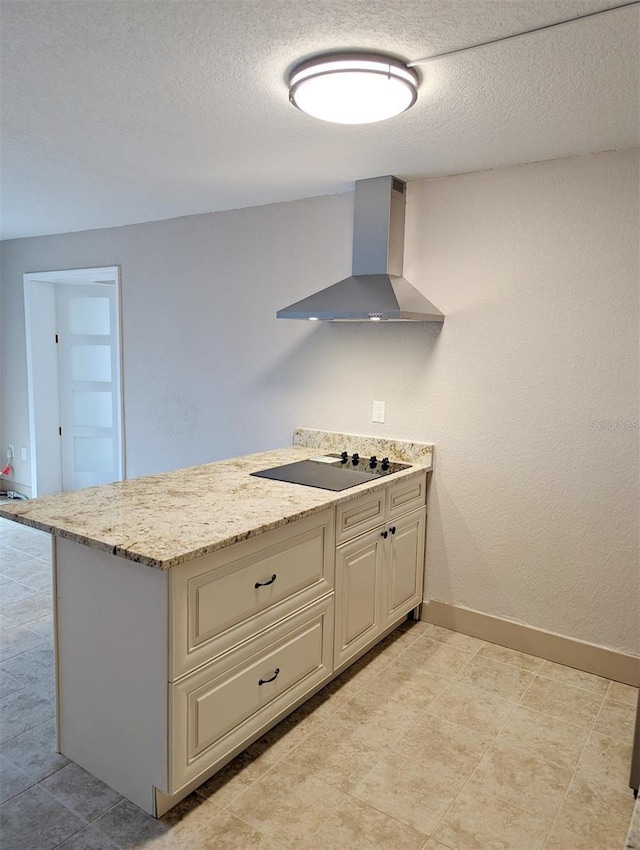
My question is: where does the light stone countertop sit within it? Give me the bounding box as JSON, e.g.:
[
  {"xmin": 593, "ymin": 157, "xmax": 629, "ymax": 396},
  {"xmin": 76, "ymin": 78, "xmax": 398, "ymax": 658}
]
[{"xmin": 0, "ymin": 432, "xmax": 432, "ymax": 570}]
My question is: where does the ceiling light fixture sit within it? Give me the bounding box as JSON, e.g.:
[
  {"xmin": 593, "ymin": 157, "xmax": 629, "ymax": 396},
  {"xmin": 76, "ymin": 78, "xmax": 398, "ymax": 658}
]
[
  {"xmin": 287, "ymin": 3, "xmax": 637, "ymax": 126},
  {"xmin": 288, "ymin": 53, "xmax": 419, "ymax": 124}
]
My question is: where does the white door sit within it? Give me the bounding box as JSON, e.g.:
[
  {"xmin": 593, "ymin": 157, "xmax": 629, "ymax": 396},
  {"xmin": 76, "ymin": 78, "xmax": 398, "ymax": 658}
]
[{"xmin": 55, "ymin": 283, "xmax": 122, "ymax": 491}]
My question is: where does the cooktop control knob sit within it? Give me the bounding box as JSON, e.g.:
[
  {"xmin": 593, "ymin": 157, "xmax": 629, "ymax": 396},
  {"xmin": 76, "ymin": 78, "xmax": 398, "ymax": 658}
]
[
  {"xmin": 340, "ymin": 451, "xmax": 349, "ymax": 464},
  {"xmin": 352, "ymin": 453, "xmax": 360, "ymax": 466},
  {"xmin": 381, "ymin": 457, "xmax": 390, "ymax": 471},
  {"xmin": 369, "ymin": 456, "xmax": 377, "ymax": 469}
]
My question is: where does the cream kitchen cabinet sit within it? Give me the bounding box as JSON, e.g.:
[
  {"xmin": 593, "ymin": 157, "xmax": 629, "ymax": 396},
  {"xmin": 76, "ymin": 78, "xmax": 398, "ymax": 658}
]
[
  {"xmin": 48, "ymin": 469, "xmax": 428, "ymax": 819},
  {"xmin": 334, "ymin": 472, "xmax": 427, "ymax": 669},
  {"xmin": 55, "ymin": 509, "xmax": 336, "ymax": 818}
]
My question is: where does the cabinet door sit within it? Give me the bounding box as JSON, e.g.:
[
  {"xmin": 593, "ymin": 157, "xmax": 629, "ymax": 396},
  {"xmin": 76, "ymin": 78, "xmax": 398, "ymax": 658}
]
[
  {"xmin": 383, "ymin": 507, "xmax": 426, "ymax": 629},
  {"xmin": 334, "ymin": 527, "xmax": 384, "ymax": 668}
]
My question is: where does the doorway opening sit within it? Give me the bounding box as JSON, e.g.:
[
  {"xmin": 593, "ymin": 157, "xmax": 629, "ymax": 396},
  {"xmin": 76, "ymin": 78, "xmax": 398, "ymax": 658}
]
[{"xmin": 24, "ymin": 266, "xmax": 124, "ymax": 496}]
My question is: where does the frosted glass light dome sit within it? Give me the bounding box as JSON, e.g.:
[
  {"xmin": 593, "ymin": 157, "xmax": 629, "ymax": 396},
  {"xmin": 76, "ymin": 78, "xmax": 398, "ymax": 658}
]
[{"xmin": 288, "ymin": 53, "xmax": 419, "ymax": 124}]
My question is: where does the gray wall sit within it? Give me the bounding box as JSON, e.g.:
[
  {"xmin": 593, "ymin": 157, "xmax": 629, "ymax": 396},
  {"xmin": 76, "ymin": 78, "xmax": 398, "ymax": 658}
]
[{"xmin": 1, "ymin": 148, "xmax": 638, "ymax": 656}]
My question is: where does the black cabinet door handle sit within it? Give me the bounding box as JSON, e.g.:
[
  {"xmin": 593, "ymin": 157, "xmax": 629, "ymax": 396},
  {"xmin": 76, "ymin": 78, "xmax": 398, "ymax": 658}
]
[
  {"xmin": 390, "ymin": 526, "xmax": 396, "ymax": 535},
  {"xmin": 381, "ymin": 530, "xmax": 388, "ymax": 539},
  {"xmin": 258, "ymin": 668, "xmax": 280, "ymax": 686},
  {"xmin": 255, "ymin": 574, "xmax": 277, "ymax": 589}
]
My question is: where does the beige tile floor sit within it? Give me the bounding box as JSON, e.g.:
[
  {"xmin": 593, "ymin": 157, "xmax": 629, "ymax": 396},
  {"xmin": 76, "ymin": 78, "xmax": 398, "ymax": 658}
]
[{"xmin": 0, "ymin": 514, "xmax": 637, "ymax": 849}]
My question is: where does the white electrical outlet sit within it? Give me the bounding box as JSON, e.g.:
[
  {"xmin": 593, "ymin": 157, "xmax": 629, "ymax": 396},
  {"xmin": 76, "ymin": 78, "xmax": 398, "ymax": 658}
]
[
  {"xmin": 21, "ymin": 448, "xmax": 27, "ymax": 461},
  {"xmin": 372, "ymin": 400, "xmax": 386, "ymax": 423},
  {"xmin": 7, "ymin": 445, "xmax": 14, "ymax": 460}
]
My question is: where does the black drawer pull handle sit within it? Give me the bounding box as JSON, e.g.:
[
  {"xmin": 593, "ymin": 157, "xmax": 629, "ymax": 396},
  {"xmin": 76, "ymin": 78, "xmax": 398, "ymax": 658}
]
[
  {"xmin": 255, "ymin": 574, "xmax": 277, "ymax": 588},
  {"xmin": 390, "ymin": 526, "xmax": 396, "ymax": 535},
  {"xmin": 381, "ymin": 530, "xmax": 388, "ymax": 539},
  {"xmin": 258, "ymin": 668, "xmax": 280, "ymax": 686}
]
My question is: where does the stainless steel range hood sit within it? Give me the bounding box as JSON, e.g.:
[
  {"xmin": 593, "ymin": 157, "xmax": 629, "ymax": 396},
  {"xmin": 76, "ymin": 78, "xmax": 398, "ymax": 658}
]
[{"xmin": 277, "ymin": 175, "xmax": 444, "ymax": 322}]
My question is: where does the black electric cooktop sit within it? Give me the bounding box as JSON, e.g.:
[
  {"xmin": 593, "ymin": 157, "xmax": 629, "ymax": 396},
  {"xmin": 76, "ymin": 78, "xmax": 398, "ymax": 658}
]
[{"xmin": 250, "ymin": 453, "xmax": 411, "ymax": 491}]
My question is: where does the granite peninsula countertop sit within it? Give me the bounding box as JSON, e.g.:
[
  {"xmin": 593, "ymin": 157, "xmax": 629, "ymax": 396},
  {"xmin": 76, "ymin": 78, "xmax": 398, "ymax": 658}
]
[{"xmin": 0, "ymin": 429, "xmax": 433, "ymax": 570}]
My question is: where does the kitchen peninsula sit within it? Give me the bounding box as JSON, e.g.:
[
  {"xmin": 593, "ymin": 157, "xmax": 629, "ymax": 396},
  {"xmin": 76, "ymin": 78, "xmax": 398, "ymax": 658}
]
[{"xmin": 0, "ymin": 429, "xmax": 433, "ymax": 816}]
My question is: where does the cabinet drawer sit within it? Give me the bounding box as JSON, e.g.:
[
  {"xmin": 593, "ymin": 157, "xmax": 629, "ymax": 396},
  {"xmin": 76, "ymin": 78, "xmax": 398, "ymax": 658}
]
[
  {"xmin": 386, "ymin": 472, "xmax": 427, "ymax": 521},
  {"xmin": 169, "ymin": 596, "xmax": 333, "ymax": 790},
  {"xmin": 335, "ymin": 491, "xmax": 385, "ymax": 544},
  {"xmin": 171, "ymin": 510, "xmax": 334, "ymax": 680}
]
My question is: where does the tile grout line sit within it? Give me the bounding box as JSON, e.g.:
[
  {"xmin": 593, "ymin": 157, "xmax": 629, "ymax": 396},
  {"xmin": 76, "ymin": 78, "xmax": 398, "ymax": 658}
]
[
  {"xmin": 222, "ymin": 763, "xmax": 345, "ymax": 850},
  {"xmin": 423, "ymin": 658, "xmax": 588, "ymax": 848},
  {"xmin": 470, "ymin": 647, "xmax": 544, "ymax": 675},
  {"xmin": 341, "ymin": 776, "xmax": 433, "ymax": 847},
  {"xmin": 526, "ymin": 665, "xmax": 609, "ymax": 846},
  {"xmin": 515, "ymin": 672, "xmax": 609, "ymax": 727},
  {"xmin": 0, "ymin": 763, "xmax": 42, "ymax": 807},
  {"xmin": 422, "ymin": 704, "xmax": 524, "ymax": 843},
  {"xmin": 414, "ymin": 645, "xmax": 527, "ymax": 737},
  {"xmin": 0, "ymin": 543, "xmax": 50, "ymax": 561},
  {"xmin": 355, "ymin": 640, "xmax": 483, "ymax": 748},
  {"xmin": 223, "ymin": 628, "xmax": 465, "ymax": 848},
  {"xmin": 0, "ymin": 715, "xmax": 59, "ymax": 757},
  {"xmin": 4, "ymin": 624, "xmax": 436, "ymax": 847},
  {"xmin": 392, "ymin": 640, "xmax": 527, "ymax": 844},
  {"xmin": 0, "ymin": 753, "xmax": 69, "ymax": 807},
  {"xmin": 0, "ymin": 572, "xmax": 41, "ymax": 587},
  {"xmin": 0, "ymin": 576, "xmax": 53, "ymax": 595},
  {"xmin": 4, "ymin": 781, "xmax": 87, "ymax": 845},
  {"xmin": 0, "ymin": 672, "xmax": 55, "ymax": 707},
  {"xmin": 0, "ymin": 611, "xmax": 54, "ymax": 632},
  {"xmin": 1, "ymin": 601, "xmax": 630, "ymax": 849},
  {"xmin": 50, "ymin": 795, "xmax": 127, "ymax": 849},
  {"xmin": 291, "ymin": 794, "xmax": 356, "ymax": 849},
  {"xmin": 0, "ymin": 641, "xmax": 53, "ymax": 670},
  {"xmin": 539, "ymin": 676, "xmax": 612, "ymax": 848}
]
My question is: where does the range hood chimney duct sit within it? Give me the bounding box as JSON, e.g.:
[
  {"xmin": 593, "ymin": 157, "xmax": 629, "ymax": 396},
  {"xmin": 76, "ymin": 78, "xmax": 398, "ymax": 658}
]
[{"xmin": 277, "ymin": 175, "xmax": 444, "ymax": 322}]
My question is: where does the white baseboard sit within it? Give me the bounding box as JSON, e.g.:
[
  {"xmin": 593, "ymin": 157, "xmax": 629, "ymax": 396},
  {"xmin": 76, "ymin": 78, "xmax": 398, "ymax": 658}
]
[{"xmin": 422, "ymin": 600, "xmax": 639, "ymax": 687}]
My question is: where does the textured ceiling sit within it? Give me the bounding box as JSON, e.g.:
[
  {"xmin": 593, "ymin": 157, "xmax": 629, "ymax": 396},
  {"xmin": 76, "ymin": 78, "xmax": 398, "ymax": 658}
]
[{"xmin": 1, "ymin": 0, "xmax": 638, "ymax": 239}]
